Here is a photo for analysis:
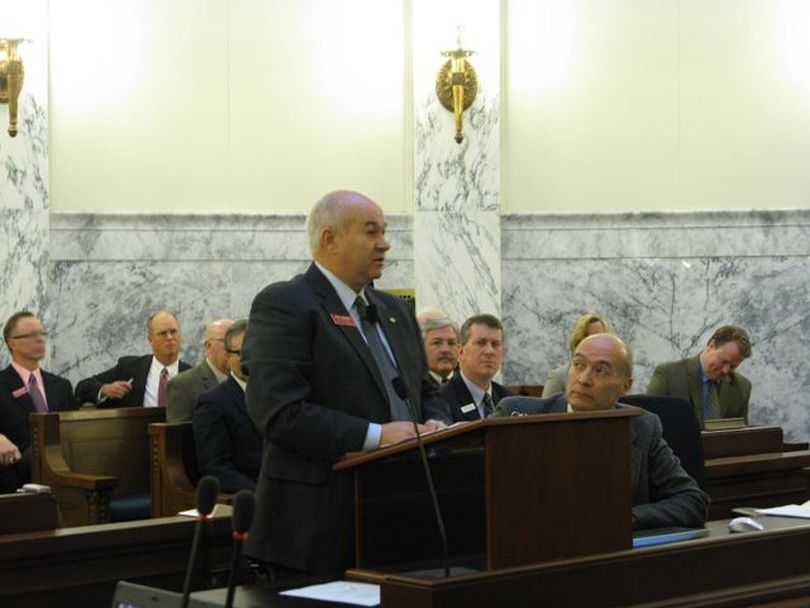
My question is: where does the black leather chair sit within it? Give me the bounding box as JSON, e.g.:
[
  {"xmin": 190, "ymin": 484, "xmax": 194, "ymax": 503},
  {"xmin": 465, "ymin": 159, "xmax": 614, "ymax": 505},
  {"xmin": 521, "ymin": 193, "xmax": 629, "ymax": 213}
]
[{"xmin": 619, "ymin": 394, "xmax": 706, "ymax": 490}]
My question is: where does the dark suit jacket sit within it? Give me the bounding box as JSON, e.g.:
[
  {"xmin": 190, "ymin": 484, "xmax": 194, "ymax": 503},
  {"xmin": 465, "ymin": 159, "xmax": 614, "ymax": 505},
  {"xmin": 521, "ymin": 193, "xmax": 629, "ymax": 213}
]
[
  {"xmin": 75, "ymin": 355, "xmax": 191, "ymax": 408},
  {"xmin": 494, "ymin": 394, "xmax": 709, "ymax": 529},
  {"xmin": 168, "ymin": 361, "xmax": 221, "ymax": 423},
  {"xmin": 242, "ymin": 263, "xmax": 445, "ymax": 574},
  {"xmin": 439, "ymin": 373, "xmax": 513, "ymax": 422},
  {"xmin": 646, "ymin": 354, "xmax": 751, "ymax": 424},
  {"xmin": 192, "ymin": 375, "xmax": 261, "ymax": 493},
  {"xmin": 0, "ymin": 365, "xmax": 75, "ymax": 493}
]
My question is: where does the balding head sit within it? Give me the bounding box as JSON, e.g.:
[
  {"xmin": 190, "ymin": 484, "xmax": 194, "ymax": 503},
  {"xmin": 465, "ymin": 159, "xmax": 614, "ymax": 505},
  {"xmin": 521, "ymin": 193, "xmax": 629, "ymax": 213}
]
[
  {"xmin": 204, "ymin": 318, "xmax": 235, "ymax": 374},
  {"xmin": 307, "ymin": 190, "xmax": 390, "ymax": 292},
  {"xmin": 566, "ymin": 334, "xmax": 634, "ymax": 412}
]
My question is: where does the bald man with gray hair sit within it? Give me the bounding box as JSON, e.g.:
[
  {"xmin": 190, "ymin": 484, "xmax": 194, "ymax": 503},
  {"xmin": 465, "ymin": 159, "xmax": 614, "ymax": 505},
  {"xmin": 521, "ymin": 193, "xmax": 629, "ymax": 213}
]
[{"xmin": 167, "ymin": 318, "xmax": 234, "ymax": 422}]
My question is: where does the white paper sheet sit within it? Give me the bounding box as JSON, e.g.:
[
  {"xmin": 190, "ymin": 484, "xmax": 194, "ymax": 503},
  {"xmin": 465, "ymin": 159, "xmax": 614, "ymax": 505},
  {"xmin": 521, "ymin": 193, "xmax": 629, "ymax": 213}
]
[
  {"xmin": 280, "ymin": 581, "xmax": 380, "ymax": 606},
  {"xmin": 756, "ymin": 504, "xmax": 810, "ymax": 518}
]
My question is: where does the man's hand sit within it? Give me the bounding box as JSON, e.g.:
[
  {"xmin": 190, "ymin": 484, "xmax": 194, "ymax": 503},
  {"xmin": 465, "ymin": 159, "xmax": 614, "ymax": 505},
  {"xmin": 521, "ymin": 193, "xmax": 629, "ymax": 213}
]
[
  {"xmin": 380, "ymin": 421, "xmax": 429, "ymax": 446},
  {"xmin": 0, "ymin": 434, "xmax": 21, "ymax": 468},
  {"xmin": 101, "ymin": 380, "xmax": 133, "ymax": 400},
  {"xmin": 422, "ymin": 419, "xmax": 447, "ymax": 432}
]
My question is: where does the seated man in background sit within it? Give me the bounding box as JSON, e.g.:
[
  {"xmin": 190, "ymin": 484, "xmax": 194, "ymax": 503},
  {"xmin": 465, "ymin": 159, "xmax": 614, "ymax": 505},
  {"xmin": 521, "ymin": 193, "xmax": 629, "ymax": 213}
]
[
  {"xmin": 0, "ymin": 311, "xmax": 76, "ymax": 493},
  {"xmin": 542, "ymin": 312, "xmax": 610, "ymax": 397},
  {"xmin": 167, "ymin": 318, "xmax": 234, "ymax": 422},
  {"xmin": 193, "ymin": 320, "xmax": 261, "ymax": 492},
  {"xmin": 75, "ymin": 309, "xmax": 191, "ymax": 408},
  {"xmin": 416, "ymin": 308, "xmax": 460, "ymax": 389},
  {"xmin": 495, "ymin": 333, "xmax": 708, "ymax": 529},
  {"xmin": 647, "ymin": 325, "xmax": 752, "ymax": 426},
  {"xmin": 440, "ymin": 314, "xmax": 512, "ymax": 422}
]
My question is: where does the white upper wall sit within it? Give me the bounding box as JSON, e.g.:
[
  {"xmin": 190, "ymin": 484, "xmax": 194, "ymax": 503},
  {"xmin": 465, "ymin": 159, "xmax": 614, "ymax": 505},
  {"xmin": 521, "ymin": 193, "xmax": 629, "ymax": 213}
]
[
  {"xmin": 48, "ymin": 0, "xmax": 409, "ymax": 214},
  {"xmin": 47, "ymin": 0, "xmax": 810, "ymax": 214},
  {"xmin": 504, "ymin": 0, "xmax": 810, "ymax": 212}
]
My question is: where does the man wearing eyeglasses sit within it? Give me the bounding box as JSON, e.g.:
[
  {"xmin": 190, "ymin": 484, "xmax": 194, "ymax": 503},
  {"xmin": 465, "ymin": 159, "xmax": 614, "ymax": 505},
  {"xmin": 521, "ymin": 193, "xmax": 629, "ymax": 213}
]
[
  {"xmin": 0, "ymin": 311, "xmax": 76, "ymax": 493},
  {"xmin": 75, "ymin": 309, "xmax": 192, "ymax": 408},
  {"xmin": 193, "ymin": 319, "xmax": 261, "ymax": 492},
  {"xmin": 167, "ymin": 318, "xmax": 234, "ymax": 423}
]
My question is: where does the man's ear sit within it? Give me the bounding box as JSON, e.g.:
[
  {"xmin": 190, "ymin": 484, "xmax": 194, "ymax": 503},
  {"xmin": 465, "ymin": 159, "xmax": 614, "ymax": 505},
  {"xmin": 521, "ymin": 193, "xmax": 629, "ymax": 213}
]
[{"xmin": 620, "ymin": 376, "xmax": 634, "ymax": 396}]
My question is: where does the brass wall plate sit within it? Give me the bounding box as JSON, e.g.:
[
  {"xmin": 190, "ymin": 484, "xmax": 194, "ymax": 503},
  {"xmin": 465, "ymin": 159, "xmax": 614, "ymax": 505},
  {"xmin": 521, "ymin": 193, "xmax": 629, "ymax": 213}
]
[
  {"xmin": 435, "ymin": 59, "xmax": 478, "ymax": 112},
  {"xmin": 380, "ymin": 288, "xmax": 416, "ymax": 309}
]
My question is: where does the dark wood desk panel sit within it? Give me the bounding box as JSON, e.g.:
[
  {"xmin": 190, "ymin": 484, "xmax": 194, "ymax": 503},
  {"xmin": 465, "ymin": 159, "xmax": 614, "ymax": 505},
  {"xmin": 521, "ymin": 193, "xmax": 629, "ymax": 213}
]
[
  {"xmin": 353, "ymin": 517, "xmax": 810, "ymax": 608},
  {"xmin": 0, "ymin": 511, "xmax": 233, "ymax": 608}
]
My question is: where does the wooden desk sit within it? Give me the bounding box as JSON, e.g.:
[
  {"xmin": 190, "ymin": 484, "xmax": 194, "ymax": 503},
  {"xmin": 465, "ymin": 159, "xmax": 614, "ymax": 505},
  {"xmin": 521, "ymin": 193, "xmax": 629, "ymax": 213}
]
[
  {"xmin": 0, "ymin": 510, "xmax": 233, "ymax": 608},
  {"xmin": 344, "ymin": 516, "xmax": 810, "ymax": 607},
  {"xmin": 703, "ymin": 427, "xmax": 810, "ymax": 518}
]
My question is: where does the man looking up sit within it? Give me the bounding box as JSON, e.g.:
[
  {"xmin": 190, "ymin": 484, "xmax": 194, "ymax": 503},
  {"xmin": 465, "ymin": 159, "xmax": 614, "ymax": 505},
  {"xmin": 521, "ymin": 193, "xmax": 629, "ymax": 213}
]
[
  {"xmin": 495, "ymin": 334, "xmax": 708, "ymax": 529},
  {"xmin": 75, "ymin": 310, "xmax": 191, "ymax": 407}
]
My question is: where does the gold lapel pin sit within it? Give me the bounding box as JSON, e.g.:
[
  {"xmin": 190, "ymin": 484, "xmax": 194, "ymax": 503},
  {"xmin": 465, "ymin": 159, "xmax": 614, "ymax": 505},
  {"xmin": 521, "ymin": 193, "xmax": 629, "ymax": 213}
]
[{"xmin": 389, "ymin": 317, "xmax": 397, "ymax": 324}]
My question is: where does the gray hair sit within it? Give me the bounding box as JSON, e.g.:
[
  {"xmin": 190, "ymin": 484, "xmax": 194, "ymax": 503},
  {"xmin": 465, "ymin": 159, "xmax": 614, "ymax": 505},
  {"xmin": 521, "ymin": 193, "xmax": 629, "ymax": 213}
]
[
  {"xmin": 306, "ymin": 191, "xmax": 359, "ymax": 254},
  {"xmin": 419, "ymin": 316, "xmax": 459, "ymax": 341}
]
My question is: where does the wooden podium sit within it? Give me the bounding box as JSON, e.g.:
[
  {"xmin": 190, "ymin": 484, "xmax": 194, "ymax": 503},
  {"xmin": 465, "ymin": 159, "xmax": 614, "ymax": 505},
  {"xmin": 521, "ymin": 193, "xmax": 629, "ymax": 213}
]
[{"xmin": 335, "ymin": 408, "xmax": 641, "ymax": 572}]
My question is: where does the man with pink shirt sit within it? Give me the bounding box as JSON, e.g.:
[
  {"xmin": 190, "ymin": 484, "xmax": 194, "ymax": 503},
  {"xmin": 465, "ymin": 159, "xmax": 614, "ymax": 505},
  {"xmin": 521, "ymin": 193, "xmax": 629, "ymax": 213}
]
[{"xmin": 0, "ymin": 311, "xmax": 75, "ymax": 493}]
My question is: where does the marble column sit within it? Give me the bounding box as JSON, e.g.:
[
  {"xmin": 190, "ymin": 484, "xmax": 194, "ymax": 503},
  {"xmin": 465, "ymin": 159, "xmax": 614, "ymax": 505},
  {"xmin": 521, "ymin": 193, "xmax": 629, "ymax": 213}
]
[
  {"xmin": 412, "ymin": 0, "xmax": 501, "ymax": 325},
  {"xmin": 0, "ymin": 1, "xmax": 49, "ymax": 368}
]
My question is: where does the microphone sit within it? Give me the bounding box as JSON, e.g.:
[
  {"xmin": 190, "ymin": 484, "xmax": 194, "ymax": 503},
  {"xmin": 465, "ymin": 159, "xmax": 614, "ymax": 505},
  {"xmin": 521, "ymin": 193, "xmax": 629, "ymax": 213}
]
[
  {"xmin": 364, "ymin": 303, "xmax": 379, "ymax": 323},
  {"xmin": 181, "ymin": 475, "xmax": 220, "ymax": 608},
  {"xmin": 391, "ymin": 377, "xmax": 450, "ymax": 577},
  {"xmin": 224, "ymin": 490, "xmax": 255, "ymax": 608}
]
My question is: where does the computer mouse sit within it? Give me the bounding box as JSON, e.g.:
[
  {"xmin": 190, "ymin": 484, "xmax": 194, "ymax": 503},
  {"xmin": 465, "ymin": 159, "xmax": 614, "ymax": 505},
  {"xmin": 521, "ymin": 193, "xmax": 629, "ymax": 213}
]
[{"xmin": 728, "ymin": 516, "xmax": 765, "ymax": 533}]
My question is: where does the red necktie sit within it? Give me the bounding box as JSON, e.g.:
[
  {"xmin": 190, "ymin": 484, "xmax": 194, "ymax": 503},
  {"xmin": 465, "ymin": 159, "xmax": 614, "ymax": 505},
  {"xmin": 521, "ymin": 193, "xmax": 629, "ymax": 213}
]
[{"xmin": 158, "ymin": 368, "xmax": 169, "ymax": 407}]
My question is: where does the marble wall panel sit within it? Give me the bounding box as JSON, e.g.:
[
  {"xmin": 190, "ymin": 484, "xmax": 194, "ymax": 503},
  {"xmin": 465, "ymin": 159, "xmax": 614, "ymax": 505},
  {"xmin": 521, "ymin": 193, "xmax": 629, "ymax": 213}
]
[
  {"xmin": 502, "ymin": 210, "xmax": 810, "ymax": 442},
  {"xmin": 46, "ymin": 213, "xmax": 414, "ymax": 385}
]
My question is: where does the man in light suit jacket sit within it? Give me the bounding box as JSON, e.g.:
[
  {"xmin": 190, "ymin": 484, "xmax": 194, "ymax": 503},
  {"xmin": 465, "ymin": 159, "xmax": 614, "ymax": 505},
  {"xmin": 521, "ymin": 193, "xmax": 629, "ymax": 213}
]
[
  {"xmin": 193, "ymin": 320, "xmax": 261, "ymax": 492},
  {"xmin": 647, "ymin": 325, "xmax": 752, "ymax": 426},
  {"xmin": 440, "ymin": 314, "xmax": 513, "ymax": 422},
  {"xmin": 75, "ymin": 310, "xmax": 191, "ymax": 408},
  {"xmin": 495, "ymin": 333, "xmax": 708, "ymax": 530},
  {"xmin": 0, "ymin": 311, "xmax": 76, "ymax": 493},
  {"xmin": 242, "ymin": 190, "xmax": 449, "ymax": 577},
  {"xmin": 167, "ymin": 318, "xmax": 233, "ymax": 422}
]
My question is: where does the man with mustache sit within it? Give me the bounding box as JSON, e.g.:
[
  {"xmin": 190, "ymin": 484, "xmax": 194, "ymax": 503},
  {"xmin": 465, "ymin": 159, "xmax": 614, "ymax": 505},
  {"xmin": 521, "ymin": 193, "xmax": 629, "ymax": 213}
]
[
  {"xmin": 439, "ymin": 314, "xmax": 513, "ymax": 422},
  {"xmin": 417, "ymin": 308, "xmax": 460, "ymax": 389}
]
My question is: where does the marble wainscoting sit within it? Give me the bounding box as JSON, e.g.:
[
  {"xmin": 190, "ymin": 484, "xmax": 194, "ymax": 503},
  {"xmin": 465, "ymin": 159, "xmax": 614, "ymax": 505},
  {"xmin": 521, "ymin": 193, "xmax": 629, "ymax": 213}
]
[
  {"xmin": 46, "ymin": 213, "xmax": 413, "ymax": 387},
  {"xmin": 501, "ymin": 210, "xmax": 810, "ymax": 442}
]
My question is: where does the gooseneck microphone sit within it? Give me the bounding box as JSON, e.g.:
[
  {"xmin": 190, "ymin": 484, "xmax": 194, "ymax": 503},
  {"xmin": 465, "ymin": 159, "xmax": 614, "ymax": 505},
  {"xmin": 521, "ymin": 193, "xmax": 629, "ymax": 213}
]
[
  {"xmin": 391, "ymin": 377, "xmax": 450, "ymax": 577},
  {"xmin": 224, "ymin": 490, "xmax": 255, "ymax": 608},
  {"xmin": 181, "ymin": 475, "xmax": 220, "ymax": 608}
]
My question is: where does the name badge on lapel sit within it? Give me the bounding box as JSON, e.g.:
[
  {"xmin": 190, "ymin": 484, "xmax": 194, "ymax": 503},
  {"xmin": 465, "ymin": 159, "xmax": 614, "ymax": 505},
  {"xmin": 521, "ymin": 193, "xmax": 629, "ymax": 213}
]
[
  {"xmin": 460, "ymin": 403, "xmax": 477, "ymax": 414},
  {"xmin": 12, "ymin": 387, "xmax": 28, "ymax": 399},
  {"xmin": 330, "ymin": 314, "xmax": 356, "ymax": 327}
]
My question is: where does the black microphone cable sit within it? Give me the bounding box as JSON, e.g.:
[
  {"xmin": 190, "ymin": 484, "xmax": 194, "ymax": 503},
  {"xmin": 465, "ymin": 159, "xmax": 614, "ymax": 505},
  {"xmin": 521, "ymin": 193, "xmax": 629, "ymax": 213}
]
[
  {"xmin": 181, "ymin": 475, "xmax": 219, "ymax": 608},
  {"xmin": 224, "ymin": 490, "xmax": 255, "ymax": 608}
]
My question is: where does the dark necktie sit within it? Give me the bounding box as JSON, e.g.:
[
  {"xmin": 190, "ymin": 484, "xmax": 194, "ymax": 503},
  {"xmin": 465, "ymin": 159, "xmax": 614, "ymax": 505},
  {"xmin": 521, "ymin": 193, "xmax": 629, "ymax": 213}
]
[
  {"xmin": 706, "ymin": 382, "xmax": 720, "ymax": 420},
  {"xmin": 355, "ymin": 297, "xmax": 410, "ymax": 421},
  {"xmin": 158, "ymin": 368, "xmax": 169, "ymax": 407},
  {"xmin": 28, "ymin": 374, "xmax": 48, "ymax": 412},
  {"xmin": 481, "ymin": 392, "xmax": 494, "ymax": 417}
]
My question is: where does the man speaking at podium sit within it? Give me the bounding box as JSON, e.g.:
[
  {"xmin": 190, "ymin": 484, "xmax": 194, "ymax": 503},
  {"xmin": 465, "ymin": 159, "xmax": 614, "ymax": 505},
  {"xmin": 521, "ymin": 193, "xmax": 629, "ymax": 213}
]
[
  {"xmin": 496, "ymin": 334, "xmax": 709, "ymax": 530},
  {"xmin": 242, "ymin": 190, "xmax": 449, "ymax": 578}
]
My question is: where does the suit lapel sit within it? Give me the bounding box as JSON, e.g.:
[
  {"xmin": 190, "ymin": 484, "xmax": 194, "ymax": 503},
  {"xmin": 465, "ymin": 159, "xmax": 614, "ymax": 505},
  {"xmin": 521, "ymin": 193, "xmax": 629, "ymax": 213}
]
[
  {"xmin": 134, "ymin": 357, "xmax": 152, "ymax": 402},
  {"xmin": 0, "ymin": 365, "xmax": 36, "ymax": 415},
  {"xmin": 306, "ymin": 265, "xmax": 389, "ymax": 405},
  {"xmin": 41, "ymin": 371, "xmax": 60, "ymax": 411},
  {"xmin": 453, "ymin": 375, "xmax": 480, "ymax": 421},
  {"xmin": 685, "ymin": 356, "xmax": 704, "ymax": 418}
]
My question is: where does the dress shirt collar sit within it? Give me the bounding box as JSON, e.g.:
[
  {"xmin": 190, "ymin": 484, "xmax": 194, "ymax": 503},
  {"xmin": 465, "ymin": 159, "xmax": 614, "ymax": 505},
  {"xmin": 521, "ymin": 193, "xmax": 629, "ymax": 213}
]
[
  {"xmin": 10, "ymin": 360, "xmax": 46, "ymax": 400},
  {"xmin": 460, "ymin": 370, "xmax": 492, "ymax": 412},
  {"xmin": 315, "ymin": 261, "xmax": 365, "ymax": 312},
  {"xmin": 150, "ymin": 356, "xmax": 180, "ymax": 377},
  {"xmin": 429, "ymin": 369, "xmax": 453, "ymax": 385},
  {"xmin": 230, "ymin": 372, "xmax": 247, "ymax": 392}
]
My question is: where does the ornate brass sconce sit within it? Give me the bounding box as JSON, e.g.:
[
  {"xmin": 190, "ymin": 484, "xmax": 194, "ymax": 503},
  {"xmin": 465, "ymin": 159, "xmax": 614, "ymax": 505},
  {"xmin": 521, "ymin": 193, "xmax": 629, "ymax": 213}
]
[
  {"xmin": 436, "ymin": 32, "xmax": 477, "ymax": 144},
  {"xmin": 0, "ymin": 38, "xmax": 27, "ymax": 138}
]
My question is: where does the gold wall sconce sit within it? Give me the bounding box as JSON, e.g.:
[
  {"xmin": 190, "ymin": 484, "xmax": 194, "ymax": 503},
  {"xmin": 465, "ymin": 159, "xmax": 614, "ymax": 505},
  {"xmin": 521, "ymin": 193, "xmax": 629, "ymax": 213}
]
[
  {"xmin": 436, "ymin": 32, "xmax": 478, "ymax": 144},
  {"xmin": 0, "ymin": 38, "xmax": 28, "ymax": 138}
]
